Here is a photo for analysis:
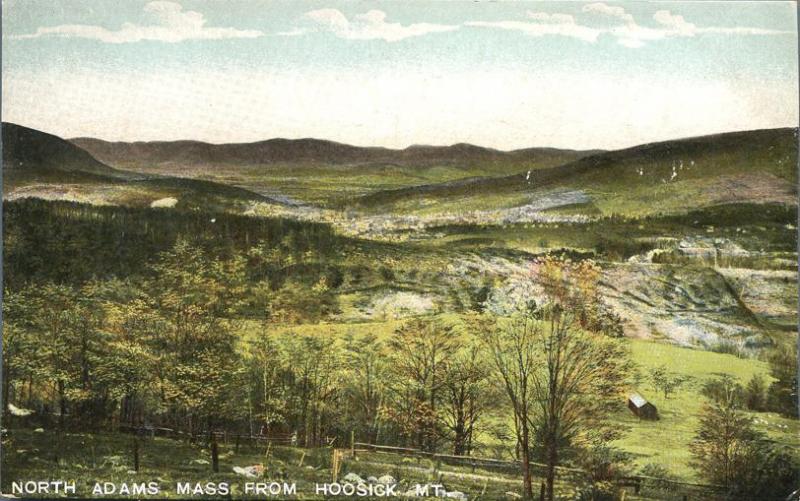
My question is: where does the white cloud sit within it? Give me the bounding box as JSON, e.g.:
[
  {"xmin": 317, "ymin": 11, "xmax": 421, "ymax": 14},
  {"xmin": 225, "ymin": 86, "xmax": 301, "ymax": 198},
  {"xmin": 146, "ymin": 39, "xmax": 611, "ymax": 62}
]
[
  {"xmin": 467, "ymin": 3, "xmax": 792, "ymax": 49},
  {"xmin": 466, "ymin": 10, "xmax": 601, "ymax": 42},
  {"xmin": 582, "ymin": 3, "xmax": 636, "ymax": 25},
  {"xmin": 302, "ymin": 9, "xmax": 457, "ymax": 42},
  {"xmin": 12, "ymin": 1, "xmax": 262, "ymax": 43},
  {"xmin": 653, "ymin": 10, "xmax": 697, "ymax": 36}
]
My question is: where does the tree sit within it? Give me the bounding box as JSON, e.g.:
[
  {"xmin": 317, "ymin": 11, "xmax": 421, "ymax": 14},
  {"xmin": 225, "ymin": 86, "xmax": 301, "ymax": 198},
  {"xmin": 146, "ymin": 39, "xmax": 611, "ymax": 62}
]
[
  {"xmin": 690, "ymin": 390, "xmax": 757, "ymax": 490},
  {"xmin": 766, "ymin": 345, "xmax": 798, "ymax": 417},
  {"xmin": 744, "ymin": 374, "xmax": 767, "ymax": 412},
  {"xmin": 441, "ymin": 340, "xmax": 496, "ymax": 455},
  {"xmin": 101, "ymin": 298, "xmax": 167, "ymax": 427},
  {"xmin": 691, "ymin": 386, "xmax": 799, "ymax": 499},
  {"xmin": 483, "ymin": 257, "xmax": 632, "ymax": 501},
  {"xmin": 342, "ymin": 333, "xmax": 386, "ymax": 444},
  {"xmin": 17, "ymin": 284, "xmax": 106, "ymax": 429},
  {"xmin": 649, "ymin": 365, "xmax": 691, "ymax": 400},
  {"xmin": 478, "ymin": 312, "xmax": 538, "ymax": 500},
  {"xmin": 283, "ymin": 334, "xmax": 343, "ymax": 447},
  {"xmin": 246, "ymin": 327, "xmax": 289, "ymax": 436},
  {"xmin": 146, "ymin": 240, "xmax": 249, "ymax": 435},
  {"xmin": 2, "ymin": 288, "xmax": 39, "ymax": 418},
  {"xmin": 385, "ymin": 318, "xmax": 459, "ymax": 452}
]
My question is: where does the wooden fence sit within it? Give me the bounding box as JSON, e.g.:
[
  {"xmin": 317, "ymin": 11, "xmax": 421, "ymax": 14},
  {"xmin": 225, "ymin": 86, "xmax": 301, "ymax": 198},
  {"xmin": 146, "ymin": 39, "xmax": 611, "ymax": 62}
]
[
  {"xmin": 351, "ymin": 442, "xmax": 723, "ymax": 500},
  {"xmin": 112, "ymin": 428, "xmax": 722, "ymax": 500}
]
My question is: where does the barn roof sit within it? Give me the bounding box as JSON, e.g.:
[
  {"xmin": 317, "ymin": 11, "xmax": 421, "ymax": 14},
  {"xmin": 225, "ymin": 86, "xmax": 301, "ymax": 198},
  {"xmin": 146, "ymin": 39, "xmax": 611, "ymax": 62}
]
[{"xmin": 628, "ymin": 393, "xmax": 649, "ymax": 408}]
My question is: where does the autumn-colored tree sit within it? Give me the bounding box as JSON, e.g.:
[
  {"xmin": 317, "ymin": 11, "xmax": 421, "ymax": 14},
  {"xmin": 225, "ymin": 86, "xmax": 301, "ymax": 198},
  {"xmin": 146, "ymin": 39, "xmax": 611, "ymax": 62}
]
[
  {"xmin": 442, "ymin": 341, "xmax": 496, "ymax": 455},
  {"xmin": 385, "ymin": 319, "xmax": 459, "ymax": 452},
  {"xmin": 283, "ymin": 335, "xmax": 343, "ymax": 447},
  {"xmin": 2, "ymin": 287, "xmax": 40, "ymax": 417},
  {"xmin": 146, "ymin": 241, "xmax": 248, "ymax": 435},
  {"xmin": 479, "ymin": 312, "xmax": 537, "ymax": 500},
  {"xmin": 246, "ymin": 326, "xmax": 289, "ymax": 436},
  {"xmin": 342, "ymin": 333, "xmax": 387, "ymax": 444},
  {"xmin": 483, "ymin": 257, "xmax": 631, "ymax": 501}
]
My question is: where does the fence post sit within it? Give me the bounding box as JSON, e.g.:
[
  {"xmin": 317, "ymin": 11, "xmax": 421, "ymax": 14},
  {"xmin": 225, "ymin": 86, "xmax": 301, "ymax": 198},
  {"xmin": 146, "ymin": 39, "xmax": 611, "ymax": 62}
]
[
  {"xmin": 351, "ymin": 430, "xmax": 356, "ymax": 459},
  {"xmin": 133, "ymin": 436, "xmax": 140, "ymax": 472},
  {"xmin": 211, "ymin": 437, "xmax": 219, "ymax": 473},
  {"xmin": 539, "ymin": 482, "xmax": 545, "ymax": 501},
  {"xmin": 331, "ymin": 449, "xmax": 340, "ymax": 483},
  {"xmin": 235, "ymin": 433, "xmax": 240, "ymax": 453}
]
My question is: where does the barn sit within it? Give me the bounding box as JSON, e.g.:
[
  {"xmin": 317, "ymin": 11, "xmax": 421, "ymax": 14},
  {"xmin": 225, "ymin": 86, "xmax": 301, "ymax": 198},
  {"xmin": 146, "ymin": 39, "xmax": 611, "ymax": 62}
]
[{"xmin": 627, "ymin": 393, "xmax": 659, "ymax": 420}]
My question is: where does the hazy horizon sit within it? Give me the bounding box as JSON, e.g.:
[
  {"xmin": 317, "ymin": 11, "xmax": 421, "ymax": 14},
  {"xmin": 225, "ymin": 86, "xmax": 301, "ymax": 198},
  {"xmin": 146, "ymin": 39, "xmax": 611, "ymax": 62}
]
[
  {"xmin": 6, "ymin": 119, "xmax": 799, "ymax": 153},
  {"xmin": 2, "ymin": 1, "xmax": 798, "ymax": 150}
]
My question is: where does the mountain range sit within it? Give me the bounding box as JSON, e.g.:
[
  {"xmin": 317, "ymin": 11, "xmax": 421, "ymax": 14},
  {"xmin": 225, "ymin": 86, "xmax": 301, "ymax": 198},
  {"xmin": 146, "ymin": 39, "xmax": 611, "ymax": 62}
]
[{"xmin": 3, "ymin": 122, "xmax": 797, "ymax": 217}]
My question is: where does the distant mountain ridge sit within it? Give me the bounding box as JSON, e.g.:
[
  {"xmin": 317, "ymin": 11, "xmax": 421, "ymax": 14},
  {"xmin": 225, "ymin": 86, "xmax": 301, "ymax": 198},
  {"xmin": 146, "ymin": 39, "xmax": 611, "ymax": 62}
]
[
  {"xmin": 70, "ymin": 135, "xmax": 598, "ymax": 168},
  {"xmin": 1, "ymin": 122, "xmax": 282, "ymax": 207}
]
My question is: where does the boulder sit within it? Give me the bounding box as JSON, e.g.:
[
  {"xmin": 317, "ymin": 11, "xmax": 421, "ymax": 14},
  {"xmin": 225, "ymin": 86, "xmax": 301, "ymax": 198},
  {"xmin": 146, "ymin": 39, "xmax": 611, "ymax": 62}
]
[
  {"xmin": 343, "ymin": 473, "xmax": 364, "ymax": 484},
  {"xmin": 377, "ymin": 475, "xmax": 396, "ymax": 485}
]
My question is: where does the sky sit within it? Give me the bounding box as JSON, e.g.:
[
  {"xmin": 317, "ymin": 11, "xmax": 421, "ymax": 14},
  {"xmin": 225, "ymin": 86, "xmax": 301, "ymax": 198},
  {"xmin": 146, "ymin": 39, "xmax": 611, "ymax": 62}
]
[{"xmin": 2, "ymin": 0, "xmax": 798, "ymax": 150}]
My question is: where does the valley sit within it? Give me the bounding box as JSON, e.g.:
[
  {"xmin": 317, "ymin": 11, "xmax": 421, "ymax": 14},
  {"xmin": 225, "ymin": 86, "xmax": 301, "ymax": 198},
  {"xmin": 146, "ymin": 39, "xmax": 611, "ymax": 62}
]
[{"xmin": 2, "ymin": 121, "xmax": 798, "ymax": 499}]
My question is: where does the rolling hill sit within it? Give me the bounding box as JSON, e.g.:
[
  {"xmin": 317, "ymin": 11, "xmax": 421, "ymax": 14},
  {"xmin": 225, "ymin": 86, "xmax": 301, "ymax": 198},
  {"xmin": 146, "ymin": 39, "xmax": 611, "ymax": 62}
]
[
  {"xmin": 355, "ymin": 127, "xmax": 799, "ymax": 216},
  {"xmin": 69, "ymin": 135, "xmax": 599, "ymax": 207},
  {"xmin": 3, "ymin": 122, "xmax": 134, "ymax": 184},
  {"xmin": 70, "ymin": 135, "xmax": 596, "ymax": 171},
  {"xmin": 2, "ymin": 123, "xmax": 279, "ymax": 210}
]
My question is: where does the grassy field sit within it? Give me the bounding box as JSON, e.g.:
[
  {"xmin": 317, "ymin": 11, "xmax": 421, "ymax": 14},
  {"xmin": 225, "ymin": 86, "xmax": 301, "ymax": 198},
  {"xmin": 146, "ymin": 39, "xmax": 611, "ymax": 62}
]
[
  {"xmin": 616, "ymin": 340, "xmax": 799, "ymax": 479},
  {"xmin": 236, "ymin": 316, "xmax": 799, "ymax": 483}
]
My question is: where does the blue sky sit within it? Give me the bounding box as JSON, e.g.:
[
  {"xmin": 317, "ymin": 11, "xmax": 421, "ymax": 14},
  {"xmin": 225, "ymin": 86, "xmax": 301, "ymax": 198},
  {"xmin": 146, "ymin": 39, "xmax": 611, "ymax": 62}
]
[{"xmin": 2, "ymin": 1, "xmax": 797, "ymax": 149}]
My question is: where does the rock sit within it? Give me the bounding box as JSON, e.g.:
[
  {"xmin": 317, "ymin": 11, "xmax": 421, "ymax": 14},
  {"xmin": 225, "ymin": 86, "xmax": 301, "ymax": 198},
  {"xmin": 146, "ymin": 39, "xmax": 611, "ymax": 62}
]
[
  {"xmin": 8, "ymin": 404, "xmax": 33, "ymax": 417},
  {"xmin": 446, "ymin": 491, "xmax": 467, "ymax": 500},
  {"xmin": 232, "ymin": 464, "xmax": 264, "ymax": 478},
  {"xmin": 367, "ymin": 476, "xmax": 378, "ymax": 484},
  {"xmin": 34, "ymin": 428, "xmax": 44, "ymax": 433},
  {"xmin": 150, "ymin": 197, "xmax": 178, "ymax": 208},
  {"xmin": 343, "ymin": 473, "xmax": 363, "ymax": 484},
  {"xmin": 377, "ymin": 475, "xmax": 396, "ymax": 485},
  {"xmin": 505, "ymin": 492, "xmax": 522, "ymax": 499},
  {"xmin": 126, "ymin": 470, "xmax": 137, "ymax": 474},
  {"xmin": 191, "ymin": 459, "xmax": 210, "ymax": 465}
]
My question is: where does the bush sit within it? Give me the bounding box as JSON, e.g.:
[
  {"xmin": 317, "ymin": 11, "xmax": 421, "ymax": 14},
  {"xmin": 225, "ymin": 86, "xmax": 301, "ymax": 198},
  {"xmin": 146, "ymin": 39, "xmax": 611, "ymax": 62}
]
[
  {"xmin": 572, "ymin": 481, "xmax": 617, "ymax": 501},
  {"xmin": 638, "ymin": 463, "xmax": 678, "ymax": 496},
  {"xmin": 744, "ymin": 375, "xmax": 767, "ymax": 412},
  {"xmin": 577, "ymin": 446, "xmax": 634, "ymax": 483},
  {"xmin": 700, "ymin": 375, "xmax": 744, "ymax": 406},
  {"xmin": 766, "ymin": 347, "xmax": 799, "ymax": 417},
  {"xmin": 691, "ymin": 391, "xmax": 800, "ymax": 499}
]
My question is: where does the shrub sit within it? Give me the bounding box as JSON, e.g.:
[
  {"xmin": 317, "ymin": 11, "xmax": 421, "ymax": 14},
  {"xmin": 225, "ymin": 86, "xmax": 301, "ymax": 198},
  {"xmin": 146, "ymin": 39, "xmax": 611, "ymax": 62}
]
[{"xmin": 744, "ymin": 375, "xmax": 767, "ymax": 412}]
